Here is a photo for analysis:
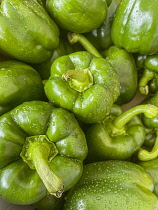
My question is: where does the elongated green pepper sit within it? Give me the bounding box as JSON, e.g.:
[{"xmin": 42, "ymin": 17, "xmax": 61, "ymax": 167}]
[
  {"xmin": 0, "ymin": 60, "xmax": 45, "ymax": 116},
  {"xmin": 64, "ymin": 160, "xmax": 158, "ymax": 210},
  {"xmin": 0, "ymin": 101, "xmax": 88, "ymax": 205},
  {"xmin": 44, "ymin": 51, "xmax": 120, "ymax": 124},
  {"xmin": 0, "ymin": 0, "xmax": 59, "ymax": 63},
  {"xmin": 84, "ymin": 104, "xmax": 158, "ymax": 162}
]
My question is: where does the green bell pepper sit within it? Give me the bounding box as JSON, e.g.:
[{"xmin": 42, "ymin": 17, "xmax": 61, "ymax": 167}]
[
  {"xmin": 0, "ymin": 60, "xmax": 45, "ymax": 116},
  {"xmin": 64, "ymin": 160, "xmax": 158, "ymax": 210},
  {"xmin": 0, "ymin": 0, "xmax": 59, "ymax": 63},
  {"xmin": 111, "ymin": 0, "xmax": 158, "ymax": 55},
  {"xmin": 101, "ymin": 45, "xmax": 138, "ymax": 105},
  {"xmin": 0, "ymin": 101, "xmax": 88, "ymax": 205},
  {"xmin": 44, "ymin": 51, "xmax": 120, "ymax": 124},
  {"xmin": 84, "ymin": 104, "xmax": 158, "ymax": 162},
  {"xmin": 85, "ymin": 0, "xmax": 121, "ymax": 51},
  {"xmin": 68, "ymin": 33, "xmax": 138, "ymax": 105},
  {"xmin": 46, "ymin": 0, "xmax": 108, "ymax": 33}
]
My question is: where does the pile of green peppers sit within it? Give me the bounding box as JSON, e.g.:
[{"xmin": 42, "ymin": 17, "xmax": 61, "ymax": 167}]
[{"xmin": 1, "ymin": 0, "xmax": 158, "ymax": 209}]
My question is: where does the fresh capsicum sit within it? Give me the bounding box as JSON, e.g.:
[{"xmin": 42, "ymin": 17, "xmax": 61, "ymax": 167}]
[
  {"xmin": 111, "ymin": 0, "xmax": 158, "ymax": 55},
  {"xmin": 46, "ymin": 0, "xmax": 108, "ymax": 33},
  {"xmin": 68, "ymin": 33, "xmax": 138, "ymax": 105},
  {"xmin": 0, "ymin": 0, "xmax": 59, "ymax": 63},
  {"xmin": 0, "ymin": 101, "xmax": 88, "ymax": 205},
  {"xmin": 64, "ymin": 160, "xmax": 158, "ymax": 210},
  {"xmin": 84, "ymin": 104, "xmax": 158, "ymax": 162},
  {"xmin": 44, "ymin": 51, "xmax": 120, "ymax": 124},
  {"xmin": 0, "ymin": 60, "xmax": 45, "ymax": 116}
]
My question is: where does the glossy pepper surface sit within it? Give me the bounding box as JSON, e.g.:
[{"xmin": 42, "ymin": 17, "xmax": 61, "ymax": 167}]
[
  {"xmin": 44, "ymin": 51, "xmax": 120, "ymax": 124},
  {"xmin": 0, "ymin": 101, "xmax": 88, "ymax": 205},
  {"xmin": 111, "ymin": 0, "xmax": 158, "ymax": 55},
  {"xmin": 0, "ymin": 60, "xmax": 45, "ymax": 116},
  {"xmin": 46, "ymin": 0, "xmax": 108, "ymax": 33},
  {"xmin": 64, "ymin": 160, "xmax": 158, "ymax": 210},
  {"xmin": 0, "ymin": 0, "xmax": 59, "ymax": 63},
  {"xmin": 84, "ymin": 104, "xmax": 158, "ymax": 162},
  {"xmin": 101, "ymin": 45, "xmax": 138, "ymax": 105}
]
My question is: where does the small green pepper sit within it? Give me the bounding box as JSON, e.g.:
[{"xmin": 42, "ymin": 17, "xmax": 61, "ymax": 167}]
[
  {"xmin": 64, "ymin": 160, "xmax": 158, "ymax": 210},
  {"xmin": 84, "ymin": 104, "xmax": 158, "ymax": 162},
  {"xmin": 111, "ymin": 0, "xmax": 158, "ymax": 55},
  {"xmin": 0, "ymin": 60, "xmax": 45, "ymax": 116},
  {"xmin": 46, "ymin": 0, "xmax": 108, "ymax": 33},
  {"xmin": 0, "ymin": 0, "xmax": 59, "ymax": 63},
  {"xmin": 44, "ymin": 51, "xmax": 120, "ymax": 124},
  {"xmin": 0, "ymin": 101, "xmax": 88, "ymax": 205}
]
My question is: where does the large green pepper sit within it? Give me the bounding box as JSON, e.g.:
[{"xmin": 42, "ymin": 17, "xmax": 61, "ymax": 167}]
[
  {"xmin": 64, "ymin": 160, "xmax": 158, "ymax": 210},
  {"xmin": 85, "ymin": 0, "xmax": 121, "ymax": 51},
  {"xmin": 84, "ymin": 104, "xmax": 158, "ymax": 162},
  {"xmin": 67, "ymin": 33, "xmax": 138, "ymax": 105},
  {"xmin": 0, "ymin": 60, "xmax": 45, "ymax": 116},
  {"xmin": 0, "ymin": 0, "xmax": 59, "ymax": 63},
  {"xmin": 101, "ymin": 45, "xmax": 138, "ymax": 105},
  {"xmin": 0, "ymin": 101, "xmax": 88, "ymax": 205},
  {"xmin": 44, "ymin": 51, "xmax": 120, "ymax": 124},
  {"xmin": 46, "ymin": 0, "xmax": 108, "ymax": 33},
  {"xmin": 111, "ymin": 0, "xmax": 158, "ymax": 55}
]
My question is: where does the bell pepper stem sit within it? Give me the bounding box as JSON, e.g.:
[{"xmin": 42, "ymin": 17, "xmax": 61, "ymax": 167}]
[
  {"xmin": 30, "ymin": 142, "xmax": 64, "ymax": 198},
  {"xmin": 111, "ymin": 104, "xmax": 158, "ymax": 131},
  {"xmin": 139, "ymin": 68, "xmax": 155, "ymax": 95},
  {"xmin": 138, "ymin": 130, "xmax": 158, "ymax": 161},
  {"xmin": 67, "ymin": 32, "xmax": 102, "ymax": 58},
  {"xmin": 21, "ymin": 135, "xmax": 64, "ymax": 198},
  {"xmin": 62, "ymin": 68, "xmax": 93, "ymax": 92}
]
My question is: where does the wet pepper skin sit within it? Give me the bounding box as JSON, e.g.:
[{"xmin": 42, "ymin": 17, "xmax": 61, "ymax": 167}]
[
  {"xmin": 0, "ymin": 101, "xmax": 88, "ymax": 205},
  {"xmin": 64, "ymin": 160, "xmax": 158, "ymax": 210},
  {"xmin": 44, "ymin": 51, "xmax": 120, "ymax": 124},
  {"xmin": 111, "ymin": 0, "xmax": 158, "ymax": 55},
  {"xmin": 0, "ymin": 60, "xmax": 45, "ymax": 116},
  {"xmin": 0, "ymin": 0, "xmax": 59, "ymax": 63}
]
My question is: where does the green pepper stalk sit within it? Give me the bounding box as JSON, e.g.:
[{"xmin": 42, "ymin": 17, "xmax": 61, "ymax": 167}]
[
  {"xmin": 85, "ymin": 104, "xmax": 158, "ymax": 162},
  {"xmin": 138, "ymin": 130, "xmax": 158, "ymax": 161},
  {"xmin": 138, "ymin": 54, "xmax": 158, "ymax": 95},
  {"xmin": 68, "ymin": 32, "xmax": 102, "ymax": 57},
  {"xmin": 110, "ymin": 104, "xmax": 158, "ymax": 134},
  {"xmin": 21, "ymin": 135, "xmax": 63, "ymax": 198}
]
